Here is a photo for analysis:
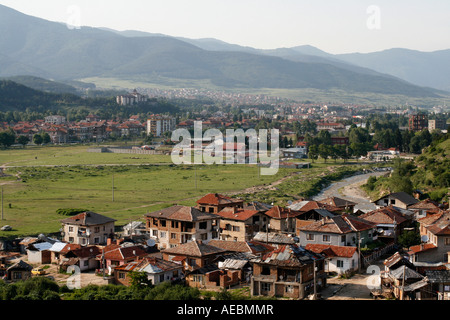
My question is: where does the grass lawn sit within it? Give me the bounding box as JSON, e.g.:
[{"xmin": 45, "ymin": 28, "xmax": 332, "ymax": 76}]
[
  {"xmin": 0, "ymin": 161, "xmax": 292, "ymax": 237},
  {"xmin": 0, "ymin": 144, "xmax": 173, "ymax": 167}
]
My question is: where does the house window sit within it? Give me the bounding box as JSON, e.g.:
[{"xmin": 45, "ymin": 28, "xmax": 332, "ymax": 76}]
[
  {"xmin": 13, "ymin": 272, "xmax": 22, "ymax": 280},
  {"xmin": 159, "ymin": 274, "xmax": 164, "ymax": 283},
  {"xmin": 341, "ymin": 235, "xmax": 346, "ymax": 243},
  {"xmin": 68, "ymin": 237, "xmax": 74, "ymax": 243},
  {"xmin": 323, "ymin": 235, "xmax": 331, "ymax": 242},
  {"xmin": 160, "ymin": 231, "xmax": 166, "ymax": 238},
  {"xmin": 261, "ymin": 266, "xmax": 271, "ymax": 275},
  {"xmin": 445, "ymin": 238, "xmax": 450, "ymax": 246},
  {"xmin": 200, "ymin": 233, "xmax": 208, "ymax": 240},
  {"xmin": 171, "ymin": 233, "xmax": 177, "ymax": 240},
  {"xmin": 199, "ymin": 222, "xmax": 207, "ymax": 230},
  {"xmin": 160, "ymin": 220, "xmax": 166, "ymax": 227},
  {"xmin": 84, "ymin": 260, "xmax": 89, "ymax": 267},
  {"xmin": 68, "ymin": 226, "xmax": 73, "ymax": 233},
  {"xmin": 152, "ymin": 230, "xmax": 158, "ymax": 237},
  {"xmin": 171, "ymin": 221, "xmax": 179, "ymax": 229},
  {"xmin": 391, "ymin": 199, "xmax": 396, "ymax": 205},
  {"xmin": 285, "ymin": 285, "xmax": 294, "ymax": 293},
  {"xmin": 118, "ymin": 272, "xmax": 126, "ymax": 279},
  {"xmin": 232, "ymin": 226, "xmax": 240, "ymax": 232},
  {"xmin": 337, "ymin": 260, "xmax": 344, "ymax": 268},
  {"xmin": 94, "ymin": 226, "xmax": 100, "ymax": 233},
  {"xmin": 208, "ymin": 207, "xmax": 215, "ymax": 213},
  {"xmin": 307, "ymin": 234, "xmax": 314, "ymax": 241},
  {"xmin": 94, "ymin": 237, "xmax": 100, "ymax": 244},
  {"xmin": 261, "ymin": 283, "xmax": 271, "ymax": 292}
]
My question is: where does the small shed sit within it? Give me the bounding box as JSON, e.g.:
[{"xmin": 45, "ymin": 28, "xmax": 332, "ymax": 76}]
[{"xmin": 6, "ymin": 260, "xmax": 32, "ymax": 282}]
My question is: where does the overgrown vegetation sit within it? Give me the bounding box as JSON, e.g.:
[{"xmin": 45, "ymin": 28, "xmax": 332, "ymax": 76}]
[{"xmin": 362, "ymin": 133, "xmax": 450, "ymax": 202}]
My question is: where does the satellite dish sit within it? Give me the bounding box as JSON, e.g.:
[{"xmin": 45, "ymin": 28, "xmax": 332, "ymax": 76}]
[
  {"xmin": 287, "ymin": 200, "xmax": 293, "ymax": 206},
  {"xmin": 421, "ymin": 235, "xmax": 429, "ymax": 243},
  {"xmin": 147, "ymin": 239, "xmax": 156, "ymax": 247}
]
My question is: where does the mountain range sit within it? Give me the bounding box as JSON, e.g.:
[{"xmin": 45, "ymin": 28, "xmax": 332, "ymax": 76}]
[{"xmin": 0, "ymin": 4, "xmax": 449, "ymax": 100}]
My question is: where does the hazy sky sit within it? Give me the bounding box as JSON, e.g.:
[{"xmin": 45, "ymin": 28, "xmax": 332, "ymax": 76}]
[{"xmin": 1, "ymin": 0, "xmax": 449, "ymax": 54}]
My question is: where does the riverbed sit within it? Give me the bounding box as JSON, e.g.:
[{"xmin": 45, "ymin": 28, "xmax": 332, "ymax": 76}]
[{"xmin": 312, "ymin": 170, "xmax": 389, "ymax": 212}]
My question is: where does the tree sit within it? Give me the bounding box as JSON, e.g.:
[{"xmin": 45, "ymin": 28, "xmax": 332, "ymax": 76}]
[
  {"xmin": 42, "ymin": 132, "xmax": 51, "ymax": 144},
  {"xmin": 33, "ymin": 134, "xmax": 43, "ymax": 145},
  {"xmin": 317, "ymin": 130, "xmax": 332, "ymax": 145},
  {"xmin": 17, "ymin": 135, "xmax": 30, "ymax": 148},
  {"xmin": 0, "ymin": 129, "xmax": 16, "ymax": 149},
  {"xmin": 308, "ymin": 144, "xmax": 319, "ymax": 163},
  {"xmin": 398, "ymin": 230, "xmax": 421, "ymax": 248},
  {"xmin": 318, "ymin": 144, "xmax": 331, "ymax": 163},
  {"xmin": 129, "ymin": 271, "xmax": 152, "ymax": 289}
]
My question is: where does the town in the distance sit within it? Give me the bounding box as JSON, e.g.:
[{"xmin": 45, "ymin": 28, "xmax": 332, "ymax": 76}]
[{"xmin": 0, "ymin": 87, "xmax": 449, "ymax": 302}]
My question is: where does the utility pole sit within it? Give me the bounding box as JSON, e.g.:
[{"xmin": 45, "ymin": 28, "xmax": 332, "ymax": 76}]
[
  {"xmin": 358, "ymin": 231, "xmax": 362, "ymax": 274},
  {"xmin": 401, "ymin": 265, "xmax": 406, "ymax": 300},
  {"xmin": 112, "ymin": 175, "xmax": 114, "ymax": 202},
  {"xmin": 313, "ymin": 259, "xmax": 317, "ymax": 300},
  {"xmin": 1, "ymin": 187, "xmax": 3, "ymax": 221}
]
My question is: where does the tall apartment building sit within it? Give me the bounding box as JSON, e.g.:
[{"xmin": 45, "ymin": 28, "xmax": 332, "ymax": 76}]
[
  {"xmin": 116, "ymin": 89, "xmax": 148, "ymax": 106},
  {"xmin": 146, "ymin": 115, "xmax": 176, "ymax": 137},
  {"xmin": 409, "ymin": 113, "xmax": 428, "ymax": 131},
  {"xmin": 428, "ymin": 119, "xmax": 447, "ymax": 132}
]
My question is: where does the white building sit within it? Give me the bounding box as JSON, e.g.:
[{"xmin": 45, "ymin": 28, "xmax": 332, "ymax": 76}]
[
  {"xmin": 44, "ymin": 115, "xmax": 66, "ymax": 125},
  {"xmin": 147, "ymin": 115, "xmax": 176, "ymax": 137}
]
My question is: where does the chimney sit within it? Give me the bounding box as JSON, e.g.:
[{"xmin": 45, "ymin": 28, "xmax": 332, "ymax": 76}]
[{"xmin": 107, "ymin": 238, "xmax": 112, "ymax": 246}]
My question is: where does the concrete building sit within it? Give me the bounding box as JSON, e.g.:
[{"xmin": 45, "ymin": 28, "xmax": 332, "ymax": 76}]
[{"xmin": 146, "ymin": 115, "xmax": 176, "ymax": 137}]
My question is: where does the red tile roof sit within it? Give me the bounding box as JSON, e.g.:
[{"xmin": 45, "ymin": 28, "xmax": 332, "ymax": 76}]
[
  {"xmin": 265, "ymin": 206, "xmax": 301, "ymax": 219},
  {"xmin": 215, "ymin": 207, "xmax": 259, "ymax": 221},
  {"xmin": 305, "ymin": 244, "xmax": 357, "ymax": 258},
  {"xmin": 196, "ymin": 193, "xmax": 243, "ymax": 206}
]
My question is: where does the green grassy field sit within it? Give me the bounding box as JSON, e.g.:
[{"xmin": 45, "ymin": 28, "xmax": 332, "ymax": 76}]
[{"xmin": 0, "ymin": 145, "xmax": 294, "ymax": 237}]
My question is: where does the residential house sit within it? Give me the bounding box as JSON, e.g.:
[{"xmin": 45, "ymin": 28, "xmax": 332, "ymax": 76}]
[
  {"xmin": 252, "ymin": 232, "xmax": 297, "ymax": 247},
  {"xmin": 426, "ymin": 270, "xmax": 450, "ymax": 300},
  {"xmin": 113, "ymin": 257, "xmax": 184, "ymax": 286},
  {"xmin": 215, "ymin": 207, "xmax": 266, "ymax": 241},
  {"xmin": 61, "ymin": 211, "xmax": 116, "ymax": 246},
  {"xmin": 144, "ymin": 205, "xmax": 219, "ymax": 250},
  {"xmin": 98, "ymin": 244, "xmax": 148, "ymax": 271},
  {"xmin": 317, "ymin": 197, "xmax": 357, "ymax": 214},
  {"xmin": 359, "ymin": 206, "xmax": 413, "ymax": 240},
  {"xmin": 26, "ymin": 241, "xmax": 56, "ymax": 264},
  {"xmin": 60, "ymin": 245, "xmax": 102, "ymax": 272},
  {"xmin": 288, "ymin": 200, "xmax": 343, "ymax": 215},
  {"xmin": 265, "ymin": 206, "xmax": 301, "ymax": 234},
  {"xmin": 408, "ymin": 199, "xmax": 442, "ymax": 220},
  {"xmin": 6, "ymin": 260, "xmax": 32, "ymax": 282},
  {"xmin": 297, "ymin": 214, "xmax": 376, "ymax": 248},
  {"xmin": 305, "ymin": 244, "xmax": 359, "ymax": 275},
  {"xmin": 49, "ymin": 242, "xmax": 82, "ymax": 265},
  {"xmin": 409, "ymin": 210, "xmax": 450, "ymax": 263},
  {"xmin": 295, "ymin": 208, "xmax": 337, "ymax": 233},
  {"xmin": 373, "ymin": 192, "xmax": 418, "ymax": 210},
  {"xmin": 161, "ymin": 240, "xmax": 228, "ymax": 274},
  {"xmin": 387, "ymin": 265, "xmax": 425, "ymax": 300},
  {"xmin": 208, "ymin": 240, "xmax": 274, "ymax": 257},
  {"xmin": 250, "ymin": 244, "xmax": 327, "ymax": 299},
  {"xmin": 196, "ymin": 193, "xmax": 244, "ymax": 214}
]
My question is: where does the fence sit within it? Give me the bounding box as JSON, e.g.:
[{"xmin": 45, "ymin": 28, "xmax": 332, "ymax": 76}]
[
  {"xmin": 362, "ymin": 241, "xmax": 397, "ymax": 267},
  {"xmin": 87, "ymin": 147, "xmax": 167, "ymax": 155}
]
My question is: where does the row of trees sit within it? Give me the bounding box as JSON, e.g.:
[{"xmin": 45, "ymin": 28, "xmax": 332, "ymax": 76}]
[{"xmin": 0, "ymin": 129, "xmax": 50, "ymax": 149}]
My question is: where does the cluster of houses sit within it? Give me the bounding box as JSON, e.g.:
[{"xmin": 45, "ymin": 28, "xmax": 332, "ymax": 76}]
[{"xmin": 1, "ymin": 191, "xmax": 449, "ymax": 300}]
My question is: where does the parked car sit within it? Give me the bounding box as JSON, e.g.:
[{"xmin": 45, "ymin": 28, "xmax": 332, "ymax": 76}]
[
  {"xmin": 0, "ymin": 225, "xmax": 12, "ymax": 231},
  {"xmin": 31, "ymin": 267, "xmax": 46, "ymax": 275}
]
